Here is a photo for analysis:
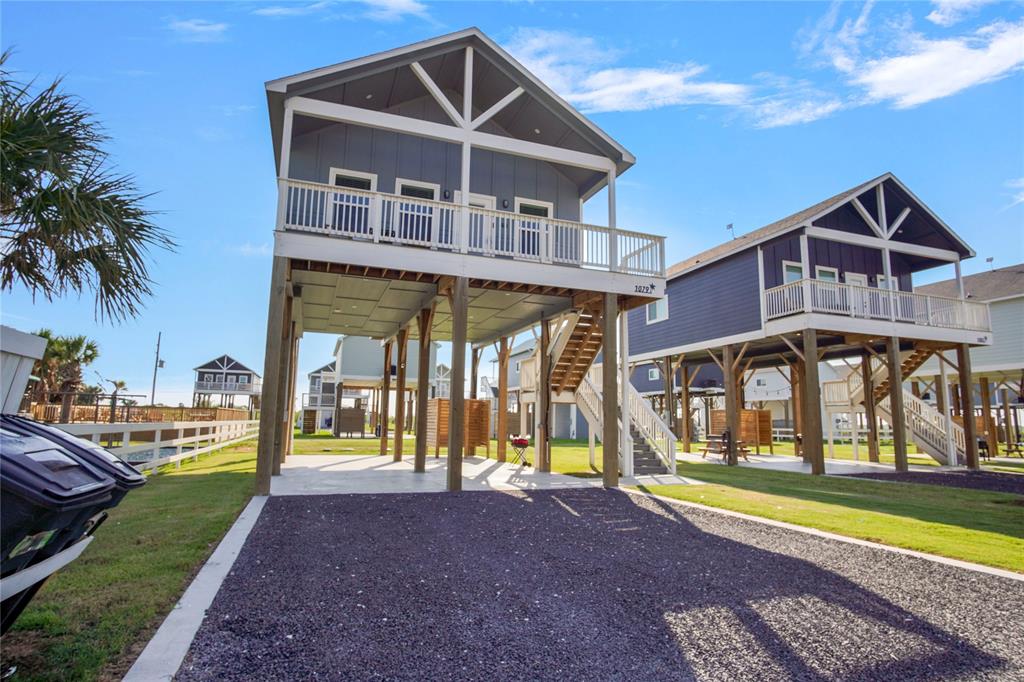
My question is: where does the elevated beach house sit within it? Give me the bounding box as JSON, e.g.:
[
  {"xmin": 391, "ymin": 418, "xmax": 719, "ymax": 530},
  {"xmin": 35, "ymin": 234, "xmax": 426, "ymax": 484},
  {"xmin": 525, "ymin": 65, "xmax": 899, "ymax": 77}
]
[
  {"xmin": 625, "ymin": 174, "xmax": 992, "ymax": 472},
  {"xmin": 193, "ymin": 355, "xmax": 261, "ymax": 409},
  {"xmin": 256, "ymin": 28, "xmax": 667, "ymax": 493},
  {"xmin": 909, "ymin": 263, "xmax": 1023, "ymax": 455}
]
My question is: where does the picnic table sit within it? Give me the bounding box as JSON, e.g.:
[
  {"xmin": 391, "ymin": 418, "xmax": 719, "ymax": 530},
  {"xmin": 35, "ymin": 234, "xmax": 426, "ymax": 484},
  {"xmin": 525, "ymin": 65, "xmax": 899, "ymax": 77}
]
[{"xmin": 701, "ymin": 435, "xmax": 751, "ymax": 462}]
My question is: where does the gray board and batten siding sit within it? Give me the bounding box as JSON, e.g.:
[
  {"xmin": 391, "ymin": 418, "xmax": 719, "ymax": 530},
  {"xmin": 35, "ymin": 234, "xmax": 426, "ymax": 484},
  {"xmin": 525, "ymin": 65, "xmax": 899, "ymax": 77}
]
[
  {"xmin": 628, "ymin": 249, "xmax": 762, "ymax": 357},
  {"xmin": 289, "ymin": 95, "xmax": 584, "ymax": 222},
  {"xmin": 760, "ymin": 232, "xmax": 913, "ymax": 290}
]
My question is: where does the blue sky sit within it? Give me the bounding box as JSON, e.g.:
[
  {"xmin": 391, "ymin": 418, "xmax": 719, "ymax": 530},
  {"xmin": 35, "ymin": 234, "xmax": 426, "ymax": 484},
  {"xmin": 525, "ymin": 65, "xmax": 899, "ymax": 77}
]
[{"xmin": 2, "ymin": 0, "xmax": 1022, "ymax": 406}]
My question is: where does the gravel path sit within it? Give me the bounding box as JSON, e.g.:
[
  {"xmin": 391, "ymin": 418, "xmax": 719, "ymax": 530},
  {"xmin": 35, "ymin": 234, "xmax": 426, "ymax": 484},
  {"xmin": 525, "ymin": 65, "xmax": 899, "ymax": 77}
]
[
  {"xmin": 178, "ymin": 489, "xmax": 1024, "ymax": 681},
  {"xmin": 842, "ymin": 470, "xmax": 1024, "ymax": 495}
]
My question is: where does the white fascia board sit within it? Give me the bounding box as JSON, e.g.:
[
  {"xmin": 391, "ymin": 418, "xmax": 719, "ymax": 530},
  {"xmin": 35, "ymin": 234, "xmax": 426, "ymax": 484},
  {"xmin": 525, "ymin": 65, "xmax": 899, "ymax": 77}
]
[
  {"xmin": 288, "ymin": 96, "xmax": 615, "ymax": 173},
  {"xmin": 274, "ymin": 230, "xmax": 665, "ymax": 297},
  {"xmin": 764, "ymin": 313, "xmax": 992, "ymax": 346},
  {"xmin": 804, "ymin": 226, "xmax": 960, "ymax": 262}
]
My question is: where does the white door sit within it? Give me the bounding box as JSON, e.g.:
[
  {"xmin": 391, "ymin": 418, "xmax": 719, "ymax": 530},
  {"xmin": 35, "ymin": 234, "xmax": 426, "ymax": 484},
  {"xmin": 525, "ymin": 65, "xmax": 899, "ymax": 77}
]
[{"xmin": 846, "ymin": 273, "xmax": 869, "ymax": 317}]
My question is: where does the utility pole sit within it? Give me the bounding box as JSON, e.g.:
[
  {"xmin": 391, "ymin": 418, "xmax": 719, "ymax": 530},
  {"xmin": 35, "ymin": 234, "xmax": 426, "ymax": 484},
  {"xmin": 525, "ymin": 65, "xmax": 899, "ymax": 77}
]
[{"xmin": 151, "ymin": 332, "xmax": 164, "ymax": 406}]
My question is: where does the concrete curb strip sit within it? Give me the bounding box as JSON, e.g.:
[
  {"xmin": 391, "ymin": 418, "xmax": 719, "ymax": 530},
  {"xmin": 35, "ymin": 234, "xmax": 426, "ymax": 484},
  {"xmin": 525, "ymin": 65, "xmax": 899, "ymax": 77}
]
[{"xmin": 123, "ymin": 495, "xmax": 268, "ymax": 681}]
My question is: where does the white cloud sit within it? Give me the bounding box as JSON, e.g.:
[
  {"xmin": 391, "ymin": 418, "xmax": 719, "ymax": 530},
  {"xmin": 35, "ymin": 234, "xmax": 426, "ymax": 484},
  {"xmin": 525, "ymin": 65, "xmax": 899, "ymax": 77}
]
[
  {"xmin": 167, "ymin": 18, "xmax": 229, "ymax": 43},
  {"xmin": 1007, "ymin": 178, "xmax": 1024, "ymax": 208},
  {"xmin": 214, "ymin": 104, "xmax": 256, "ymax": 117},
  {"xmin": 252, "ymin": 0, "xmax": 429, "ymax": 22},
  {"xmin": 803, "ymin": 3, "xmax": 1024, "ymax": 109},
  {"xmin": 363, "ymin": 0, "xmax": 430, "ymax": 22},
  {"xmin": 927, "ymin": 0, "xmax": 995, "ymax": 27},
  {"xmin": 852, "ymin": 20, "xmax": 1024, "ymax": 108},
  {"xmin": 505, "ymin": 28, "xmax": 750, "ymax": 114},
  {"xmin": 253, "ymin": 1, "xmax": 332, "ymax": 17},
  {"xmin": 233, "ymin": 242, "xmax": 273, "ymax": 258},
  {"xmin": 746, "ymin": 76, "xmax": 846, "ymax": 128}
]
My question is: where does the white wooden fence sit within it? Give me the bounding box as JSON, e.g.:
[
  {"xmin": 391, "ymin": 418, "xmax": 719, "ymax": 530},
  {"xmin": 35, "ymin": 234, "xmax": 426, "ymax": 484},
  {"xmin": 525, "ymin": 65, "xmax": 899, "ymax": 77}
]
[{"xmin": 57, "ymin": 419, "xmax": 260, "ymax": 474}]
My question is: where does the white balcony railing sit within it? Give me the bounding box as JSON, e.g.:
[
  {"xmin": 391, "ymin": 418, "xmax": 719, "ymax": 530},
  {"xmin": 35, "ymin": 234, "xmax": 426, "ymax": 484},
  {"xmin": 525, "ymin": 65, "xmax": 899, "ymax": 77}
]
[
  {"xmin": 279, "ymin": 179, "xmax": 665, "ymax": 278},
  {"xmin": 302, "ymin": 393, "xmax": 336, "ymax": 408},
  {"xmin": 194, "ymin": 381, "xmax": 261, "ymax": 393},
  {"xmin": 763, "ymin": 278, "xmax": 991, "ymax": 332}
]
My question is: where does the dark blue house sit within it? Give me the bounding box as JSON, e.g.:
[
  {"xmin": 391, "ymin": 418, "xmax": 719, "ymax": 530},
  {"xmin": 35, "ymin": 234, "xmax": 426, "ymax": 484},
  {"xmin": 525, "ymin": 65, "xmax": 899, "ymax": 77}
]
[{"xmin": 625, "ymin": 173, "xmax": 992, "ymax": 472}]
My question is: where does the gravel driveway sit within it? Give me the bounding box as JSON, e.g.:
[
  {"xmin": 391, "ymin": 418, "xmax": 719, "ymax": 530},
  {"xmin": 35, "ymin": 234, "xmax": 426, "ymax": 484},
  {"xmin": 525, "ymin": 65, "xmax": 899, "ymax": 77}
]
[{"xmin": 178, "ymin": 489, "xmax": 1024, "ymax": 681}]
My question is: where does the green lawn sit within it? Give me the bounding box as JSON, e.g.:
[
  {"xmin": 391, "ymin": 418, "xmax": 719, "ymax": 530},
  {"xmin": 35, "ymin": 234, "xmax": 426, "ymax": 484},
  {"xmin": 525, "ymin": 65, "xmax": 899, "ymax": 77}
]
[
  {"xmin": 644, "ymin": 462, "xmax": 1024, "ymax": 572},
  {"xmin": 1, "ymin": 443, "xmax": 258, "ymax": 682}
]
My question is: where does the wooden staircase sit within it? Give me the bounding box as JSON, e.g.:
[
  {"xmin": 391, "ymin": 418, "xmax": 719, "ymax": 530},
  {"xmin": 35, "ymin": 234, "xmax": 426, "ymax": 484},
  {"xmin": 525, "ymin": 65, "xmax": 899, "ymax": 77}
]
[
  {"xmin": 550, "ymin": 306, "xmax": 604, "ymax": 395},
  {"xmin": 871, "ymin": 348, "xmax": 934, "ymax": 403}
]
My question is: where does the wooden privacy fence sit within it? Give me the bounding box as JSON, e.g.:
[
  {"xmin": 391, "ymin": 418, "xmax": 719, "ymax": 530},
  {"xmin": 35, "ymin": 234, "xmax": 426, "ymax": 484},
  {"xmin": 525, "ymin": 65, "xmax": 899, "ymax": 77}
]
[
  {"xmin": 711, "ymin": 409, "xmax": 773, "ymax": 453},
  {"xmin": 425, "ymin": 398, "xmax": 490, "ymax": 457},
  {"xmin": 56, "ymin": 419, "xmax": 260, "ymax": 474},
  {"xmin": 30, "ymin": 404, "xmax": 251, "ymax": 424}
]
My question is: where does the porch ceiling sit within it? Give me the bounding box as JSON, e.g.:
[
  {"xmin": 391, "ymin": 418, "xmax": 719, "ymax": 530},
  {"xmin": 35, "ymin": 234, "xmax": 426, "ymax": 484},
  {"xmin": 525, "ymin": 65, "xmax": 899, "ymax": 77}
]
[{"xmin": 291, "ymin": 268, "xmax": 571, "ymax": 343}]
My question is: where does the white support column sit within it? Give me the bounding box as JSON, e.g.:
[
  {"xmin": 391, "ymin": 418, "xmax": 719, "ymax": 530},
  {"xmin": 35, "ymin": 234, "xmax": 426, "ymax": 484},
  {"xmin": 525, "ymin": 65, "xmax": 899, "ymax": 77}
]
[
  {"xmin": 882, "ymin": 246, "xmax": 895, "ymax": 320},
  {"xmin": 460, "ymin": 141, "xmax": 470, "ymax": 253},
  {"xmin": 607, "ymin": 170, "xmax": 618, "ymax": 270},
  {"xmin": 588, "ymin": 427, "xmax": 596, "ymax": 468},
  {"xmin": 826, "ymin": 413, "xmax": 834, "ymax": 459},
  {"xmin": 799, "ymin": 232, "xmax": 811, "ymax": 312},
  {"xmin": 954, "ymin": 260, "xmax": 965, "ymax": 299},
  {"xmin": 460, "ymin": 46, "xmax": 473, "ymax": 255},
  {"xmin": 938, "ymin": 351, "xmax": 957, "ymax": 466},
  {"xmin": 756, "ymin": 245, "xmax": 766, "ymax": 326},
  {"xmin": 275, "ymin": 106, "xmax": 295, "ymax": 230},
  {"xmin": 462, "ymin": 46, "xmax": 474, "ymax": 124},
  {"xmin": 851, "ymin": 410, "xmax": 860, "ymax": 461},
  {"xmin": 619, "ymin": 310, "xmax": 633, "ymax": 477}
]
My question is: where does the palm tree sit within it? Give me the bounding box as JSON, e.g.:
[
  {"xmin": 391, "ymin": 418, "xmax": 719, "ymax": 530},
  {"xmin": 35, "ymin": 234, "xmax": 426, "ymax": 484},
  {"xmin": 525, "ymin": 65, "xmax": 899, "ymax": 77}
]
[
  {"xmin": 75, "ymin": 384, "xmax": 103, "ymax": 406},
  {"xmin": 45, "ymin": 334, "xmax": 100, "ymax": 421},
  {"xmin": 0, "ymin": 51, "xmax": 174, "ymax": 320}
]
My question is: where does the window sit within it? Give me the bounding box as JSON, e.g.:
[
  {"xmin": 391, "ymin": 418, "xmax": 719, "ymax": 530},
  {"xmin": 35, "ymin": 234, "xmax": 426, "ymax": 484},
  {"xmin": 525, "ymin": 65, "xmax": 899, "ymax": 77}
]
[
  {"xmin": 226, "ymin": 375, "xmax": 237, "ymax": 384},
  {"xmin": 648, "ymin": 367, "xmax": 660, "ymax": 381},
  {"xmin": 783, "ymin": 261, "xmax": 803, "ymax": 283},
  {"xmin": 239, "ymin": 376, "xmax": 248, "ymax": 384},
  {"xmin": 515, "ymin": 361, "xmax": 521, "ymax": 373},
  {"xmin": 203, "ymin": 374, "xmax": 213, "ymax": 382},
  {"xmin": 395, "ymin": 178, "xmax": 439, "ymax": 201},
  {"xmin": 646, "ymin": 298, "xmax": 668, "ymax": 324},
  {"xmin": 329, "ymin": 168, "xmax": 376, "ymax": 192},
  {"xmin": 815, "ymin": 266, "xmax": 839, "ymax": 282},
  {"xmin": 514, "ymin": 197, "xmax": 553, "ymax": 218},
  {"xmin": 755, "ymin": 378, "xmax": 766, "ymax": 387}
]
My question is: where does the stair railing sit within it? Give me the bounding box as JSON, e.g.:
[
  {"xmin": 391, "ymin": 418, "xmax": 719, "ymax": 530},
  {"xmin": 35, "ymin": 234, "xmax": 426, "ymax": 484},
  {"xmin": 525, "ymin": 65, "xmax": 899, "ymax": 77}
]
[{"xmin": 627, "ymin": 382, "xmax": 676, "ymax": 473}]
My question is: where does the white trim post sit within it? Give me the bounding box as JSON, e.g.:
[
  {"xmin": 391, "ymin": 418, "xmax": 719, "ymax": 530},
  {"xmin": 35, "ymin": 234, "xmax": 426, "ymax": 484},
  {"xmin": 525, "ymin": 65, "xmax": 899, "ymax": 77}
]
[
  {"xmin": 882, "ymin": 247, "xmax": 896, "ymax": 321},
  {"xmin": 799, "ymin": 233, "xmax": 811, "ymax": 313},
  {"xmin": 607, "ymin": 170, "xmax": 618, "ymax": 270},
  {"xmin": 938, "ymin": 351, "xmax": 957, "ymax": 466},
  {"xmin": 619, "ymin": 309, "xmax": 633, "ymax": 477},
  {"xmin": 276, "ymin": 106, "xmax": 294, "ymax": 230},
  {"xmin": 757, "ymin": 245, "xmax": 766, "ymax": 326}
]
